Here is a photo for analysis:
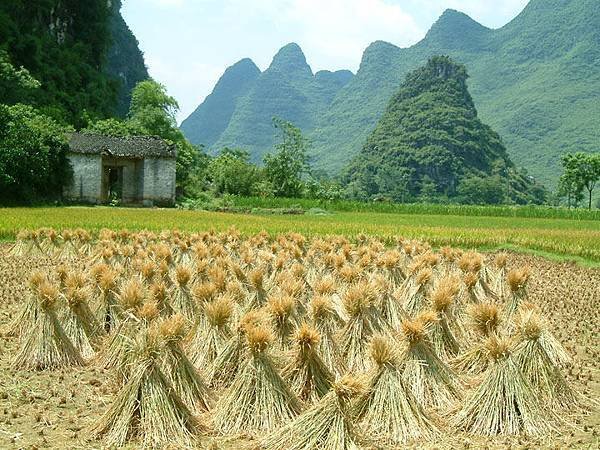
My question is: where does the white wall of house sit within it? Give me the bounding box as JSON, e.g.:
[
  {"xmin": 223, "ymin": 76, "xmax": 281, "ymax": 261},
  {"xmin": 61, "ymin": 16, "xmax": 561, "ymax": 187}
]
[
  {"xmin": 64, "ymin": 153, "xmax": 102, "ymax": 203},
  {"xmin": 141, "ymin": 157, "xmax": 177, "ymax": 206}
]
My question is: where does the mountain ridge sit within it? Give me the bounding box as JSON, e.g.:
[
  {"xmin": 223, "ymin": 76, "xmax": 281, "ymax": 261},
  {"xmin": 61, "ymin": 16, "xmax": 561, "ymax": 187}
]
[{"xmin": 181, "ymin": 0, "xmax": 600, "ymax": 186}]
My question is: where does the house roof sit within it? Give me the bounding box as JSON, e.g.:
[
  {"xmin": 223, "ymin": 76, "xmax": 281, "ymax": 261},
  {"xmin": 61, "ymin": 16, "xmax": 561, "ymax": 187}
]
[{"xmin": 69, "ymin": 132, "xmax": 177, "ymax": 158}]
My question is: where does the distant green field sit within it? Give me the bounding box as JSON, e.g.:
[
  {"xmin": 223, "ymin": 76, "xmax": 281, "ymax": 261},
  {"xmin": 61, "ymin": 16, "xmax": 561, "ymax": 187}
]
[{"xmin": 1, "ymin": 206, "xmax": 599, "ymax": 264}]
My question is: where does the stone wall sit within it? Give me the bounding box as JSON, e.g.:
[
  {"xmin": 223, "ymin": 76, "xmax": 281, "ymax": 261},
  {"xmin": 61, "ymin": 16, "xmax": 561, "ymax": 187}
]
[
  {"xmin": 141, "ymin": 157, "xmax": 176, "ymax": 206},
  {"xmin": 64, "ymin": 153, "xmax": 102, "ymax": 203}
]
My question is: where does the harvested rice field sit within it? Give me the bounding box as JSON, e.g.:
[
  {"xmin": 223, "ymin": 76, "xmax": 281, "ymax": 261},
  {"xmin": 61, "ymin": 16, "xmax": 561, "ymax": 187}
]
[{"xmin": 0, "ymin": 229, "xmax": 598, "ymax": 449}]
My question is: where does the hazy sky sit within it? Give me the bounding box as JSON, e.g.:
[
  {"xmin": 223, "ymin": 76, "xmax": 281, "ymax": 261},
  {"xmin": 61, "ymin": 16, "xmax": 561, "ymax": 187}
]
[{"xmin": 122, "ymin": 0, "xmax": 530, "ymax": 122}]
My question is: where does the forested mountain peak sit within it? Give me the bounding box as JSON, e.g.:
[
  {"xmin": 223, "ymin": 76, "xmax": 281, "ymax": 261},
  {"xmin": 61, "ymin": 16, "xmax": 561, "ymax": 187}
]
[
  {"xmin": 343, "ymin": 56, "xmax": 543, "ymax": 204},
  {"xmin": 423, "ymin": 9, "xmax": 489, "ymax": 50},
  {"xmin": 179, "ymin": 57, "xmax": 261, "ymax": 148},
  {"xmin": 268, "ymin": 43, "xmax": 313, "ymax": 76}
]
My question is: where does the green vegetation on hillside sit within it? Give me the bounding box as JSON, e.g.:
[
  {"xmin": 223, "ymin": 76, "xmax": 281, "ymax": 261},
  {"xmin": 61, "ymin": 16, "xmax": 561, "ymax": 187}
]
[
  {"xmin": 312, "ymin": 0, "xmax": 599, "ymax": 186},
  {"xmin": 180, "ymin": 58, "xmax": 261, "ymax": 148},
  {"xmin": 183, "ymin": 0, "xmax": 600, "ymax": 188},
  {"xmin": 343, "ymin": 56, "xmax": 545, "ymax": 205},
  {"xmin": 0, "ymin": 0, "xmax": 147, "ymax": 124},
  {"xmin": 207, "ymin": 43, "xmax": 353, "ymax": 162}
]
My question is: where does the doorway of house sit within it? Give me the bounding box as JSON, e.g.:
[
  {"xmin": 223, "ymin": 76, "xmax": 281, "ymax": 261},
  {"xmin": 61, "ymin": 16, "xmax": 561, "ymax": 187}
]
[{"xmin": 104, "ymin": 166, "xmax": 123, "ymax": 204}]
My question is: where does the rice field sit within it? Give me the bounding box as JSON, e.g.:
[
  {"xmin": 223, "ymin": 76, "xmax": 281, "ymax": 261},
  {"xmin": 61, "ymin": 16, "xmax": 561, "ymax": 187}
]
[
  {"xmin": 1, "ymin": 206, "xmax": 599, "ymax": 263},
  {"xmin": 0, "ymin": 229, "xmax": 598, "ymax": 449}
]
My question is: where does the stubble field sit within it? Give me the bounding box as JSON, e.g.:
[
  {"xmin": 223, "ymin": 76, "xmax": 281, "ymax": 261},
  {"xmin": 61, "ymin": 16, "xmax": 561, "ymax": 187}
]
[{"xmin": 0, "ymin": 226, "xmax": 598, "ymax": 449}]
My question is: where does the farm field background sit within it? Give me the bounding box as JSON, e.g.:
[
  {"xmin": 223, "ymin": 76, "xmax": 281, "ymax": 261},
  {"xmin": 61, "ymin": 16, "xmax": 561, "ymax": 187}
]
[{"xmin": 1, "ymin": 206, "xmax": 599, "ymax": 265}]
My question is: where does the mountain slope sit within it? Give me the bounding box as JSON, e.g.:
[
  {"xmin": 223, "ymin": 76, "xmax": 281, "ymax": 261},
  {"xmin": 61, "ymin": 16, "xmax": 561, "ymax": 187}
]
[
  {"xmin": 344, "ymin": 56, "xmax": 543, "ymax": 204},
  {"xmin": 0, "ymin": 0, "xmax": 147, "ymax": 122},
  {"xmin": 186, "ymin": 43, "xmax": 353, "ymax": 160},
  {"xmin": 106, "ymin": 0, "xmax": 149, "ymax": 117},
  {"xmin": 184, "ymin": 0, "xmax": 599, "ymax": 187},
  {"xmin": 312, "ymin": 0, "xmax": 600, "ymax": 186},
  {"xmin": 180, "ymin": 58, "xmax": 260, "ymax": 148}
]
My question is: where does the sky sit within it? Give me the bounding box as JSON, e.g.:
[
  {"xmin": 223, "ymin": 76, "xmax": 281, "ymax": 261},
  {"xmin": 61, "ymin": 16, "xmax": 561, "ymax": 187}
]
[{"xmin": 122, "ymin": 0, "xmax": 530, "ymax": 123}]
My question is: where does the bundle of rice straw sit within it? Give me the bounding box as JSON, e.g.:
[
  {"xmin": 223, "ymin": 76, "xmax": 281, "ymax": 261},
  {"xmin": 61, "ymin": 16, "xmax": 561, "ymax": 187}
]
[
  {"xmin": 452, "ymin": 336, "xmax": 558, "ymax": 436},
  {"xmin": 188, "ymin": 294, "xmax": 233, "ymax": 372},
  {"xmin": 149, "ymin": 281, "xmax": 173, "ymax": 316},
  {"xmin": 92, "ymin": 327, "xmax": 203, "ymax": 448},
  {"xmin": 96, "ymin": 267, "xmax": 120, "ymax": 332},
  {"xmin": 505, "ymin": 266, "xmax": 531, "ymax": 316},
  {"xmin": 207, "ymin": 310, "xmax": 266, "ymax": 388},
  {"xmin": 58, "ymin": 229, "xmax": 80, "ymax": 260},
  {"xmin": 159, "ymin": 314, "xmax": 213, "ymax": 413},
  {"xmin": 261, "ymin": 374, "xmax": 365, "ymax": 450},
  {"xmin": 7, "ymin": 270, "xmax": 47, "ymax": 336},
  {"xmin": 491, "ymin": 253, "xmax": 509, "ymax": 299},
  {"xmin": 512, "ymin": 308, "xmax": 578, "ymax": 408},
  {"xmin": 309, "ymin": 294, "xmax": 343, "ymax": 374},
  {"xmin": 453, "ymin": 302, "xmax": 501, "ymax": 375},
  {"xmin": 171, "ymin": 265, "xmax": 197, "ymax": 320},
  {"xmin": 246, "ymin": 268, "xmax": 268, "ymax": 309},
  {"xmin": 212, "ymin": 321, "xmax": 301, "ymax": 435},
  {"xmin": 355, "ymin": 335, "xmax": 437, "ymax": 445},
  {"xmin": 377, "ymin": 249, "xmax": 406, "ymax": 285},
  {"xmin": 400, "ymin": 313, "xmax": 460, "ymax": 409},
  {"xmin": 8, "ymin": 230, "xmax": 32, "ymax": 257},
  {"xmin": 282, "ymin": 323, "xmax": 334, "ymax": 403},
  {"xmin": 428, "ymin": 277, "xmax": 463, "ymax": 360},
  {"xmin": 139, "ymin": 261, "xmax": 157, "ymax": 285},
  {"xmin": 13, "ymin": 281, "xmax": 83, "ymax": 370},
  {"xmin": 62, "ymin": 285, "xmax": 102, "ymax": 359},
  {"xmin": 371, "ymin": 274, "xmax": 406, "ymax": 331},
  {"xmin": 404, "ymin": 267, "xmax": 433, "ymax": 316},
  {"xmin": 338, "ymin": 281, "xmax": 385, "ymax": 373},
  {"xmin": 99, "ymin": 279, "xmax": 146, "ymax": 371},
  {"xmin": 267, "ymin": 293, "xmax": 298, "ymax": 349}
]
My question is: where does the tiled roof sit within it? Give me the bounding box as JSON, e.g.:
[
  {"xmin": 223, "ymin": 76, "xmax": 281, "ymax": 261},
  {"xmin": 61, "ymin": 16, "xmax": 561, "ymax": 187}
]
[{"xmin": 69, "ymin": 132, "xmax": 177, "ymax": 158}]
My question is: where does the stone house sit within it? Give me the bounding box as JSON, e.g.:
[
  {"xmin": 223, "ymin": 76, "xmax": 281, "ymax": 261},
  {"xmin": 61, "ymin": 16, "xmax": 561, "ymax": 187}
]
[{"xmin": 64, "ymin": 132, "xmax": 177, "ymax": 206}]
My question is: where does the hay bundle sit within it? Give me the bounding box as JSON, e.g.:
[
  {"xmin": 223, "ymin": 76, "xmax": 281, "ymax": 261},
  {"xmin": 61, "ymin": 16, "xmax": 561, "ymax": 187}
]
[
  {"xmin": 212, "ymin": 322, "xmax": 301, "ymax": 435},
  {"xmin": 246, "ymin": 268, "xmax": 268, "ymax": 309},
  {"xmin": 207, "ymin": 310, "xmax": 266, "ymax": 388},
  {"xmin": 338, "ymin": 281, "xmax": 385, "ymax": 373},
  {"xmin": 13, "ymin": 281, "xmax": 83, "ymax": 370},
  {"xmin": 171, "ymin": 265, "xmax": 197, "ymax": 320},
  {"xmin": 62, "ymin": 285, "xmax": 102, "ymax": 359},
  {"xmin": 189, "ymin": 294, "xmax": 233, "ymax": 373},
  {"xmin": 282, "ymin": 323, "xmax": 334, "ymax": 403},
  {"xmin": 149, "ymin": 281, "xmax": 173, "ymax": 316},
  {"xmin": 309, "ymin": 294, "xmax": 343, "ymax": 373},
  {"xmin": 267, "ymin": 293, "xmax": 297, "ymax": 349},
  {"xmin": 92, "ymin": 328, "xmax": 202, "ymax": 448},
  {"xmin": 356, "ymin": 336, "xmax": 437, "ymax": 445},
  {"xmin": 8, "ymin": 270, "xmax": 47, "ymax": 336},
  {"xmin": 453, "ymin": 302, "xmax": 501, "ymax": 375},
  {"xmin": 512, "ymin": 309, "xmax": 578, "ymax": 408},
  {"xmin": 371, "ymin": 275, "xmax": 406, "ymax": 331},
  {"xmin": 99, "ymin": 280, "xmax": 146, "ymax": 371},
  {"xmin": 452, "ymin": 336, "xmax": 557, "ymax": 436},
  {"xmin": 506, "ymin": 266, "xmax": 531, "ymax": 316},
  {"xmin": 261, "ymin": 375, "xmax": 365, "ymax": 450},
  {"xmin": 429, "ymin": 277, "xmax": 463, "ymax": 360},
  {"xmin": 404, "ymin": 268, "xmax": 432, "ymax": 316},
  {"xmin": 400, "ymin": 314, "xmax": 460, "ymax": 409},
  {"xmin": 159, "ymin": 314, "xmax": 213, "ymax": 413},
  {"xmin": 96, "ymin": 267, "xmax": 120, "ymax": 332}
]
